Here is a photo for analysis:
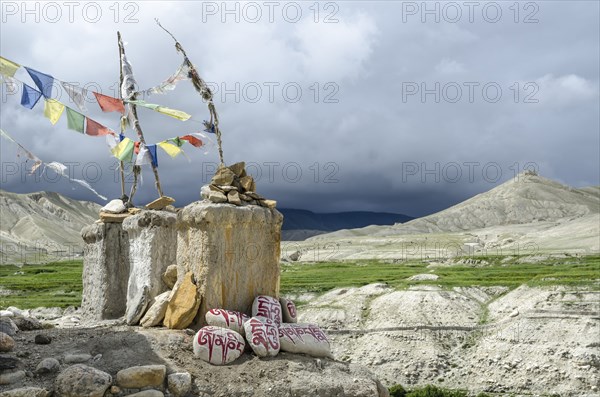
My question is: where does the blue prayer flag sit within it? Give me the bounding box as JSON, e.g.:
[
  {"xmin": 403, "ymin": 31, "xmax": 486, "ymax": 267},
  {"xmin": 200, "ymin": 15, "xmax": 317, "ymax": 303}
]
[
  {"xmin": 25, "ymin": 67, "xmax": 54, "ymax": 98},
  {"xmin": 147, "ymin": 144, "xmax": 158, "ymax": 168},
  {"xmin": 20, "ymin": 84, "xmax": 42, "ymax": 109}
]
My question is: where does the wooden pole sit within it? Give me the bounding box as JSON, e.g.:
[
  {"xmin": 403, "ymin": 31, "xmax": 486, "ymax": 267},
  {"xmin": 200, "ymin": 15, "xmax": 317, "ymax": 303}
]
[
  {"xmin": 155, "ymin": 20, "xmax": 225, "ymax": 165},
  {"xmin": 117, "ymin": 36, "xmax": 127, "ymax": 199},
  {"xmin": 117, "ymin": 31, "xmax": 164, "ymax": 198}
]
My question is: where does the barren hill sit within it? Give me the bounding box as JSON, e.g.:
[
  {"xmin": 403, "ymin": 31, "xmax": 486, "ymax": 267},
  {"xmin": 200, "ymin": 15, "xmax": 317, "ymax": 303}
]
[{"xmin": 0, "ymin": 190, "xmax": 100, "ymax": 264}]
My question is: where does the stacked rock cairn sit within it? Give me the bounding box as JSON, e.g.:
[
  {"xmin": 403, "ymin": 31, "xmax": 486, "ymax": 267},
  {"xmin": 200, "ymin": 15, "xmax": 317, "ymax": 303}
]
[{"xmin": 201, "ymin": 162, "xmax": 277, "ymax": 208}]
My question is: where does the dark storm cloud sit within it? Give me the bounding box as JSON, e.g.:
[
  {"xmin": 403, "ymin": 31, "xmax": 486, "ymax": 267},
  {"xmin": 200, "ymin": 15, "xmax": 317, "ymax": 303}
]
[{"xmin": 1, "ymin": 1, "xmax": 598, "ymax": 217}]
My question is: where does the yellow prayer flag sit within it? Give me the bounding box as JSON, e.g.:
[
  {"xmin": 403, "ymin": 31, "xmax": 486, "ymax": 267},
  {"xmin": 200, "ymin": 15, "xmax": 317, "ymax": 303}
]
[
  {"xmin": 0, "ymin": 56, "xmax": 20, "ymax": 77},
  {"xmin": 43, "ymin": 99, "xmax": 65, "ymax": 125},
  {"xmin": 156, "ymin": 106, "xmax": 191, "ymax": 121},
  {"xmin": 158, "ymin": 141, "xmax": 183, "ymax": 158},
  {"xmin": 111, "ymin": 137, "xmax": 134, "ymax": 162}
]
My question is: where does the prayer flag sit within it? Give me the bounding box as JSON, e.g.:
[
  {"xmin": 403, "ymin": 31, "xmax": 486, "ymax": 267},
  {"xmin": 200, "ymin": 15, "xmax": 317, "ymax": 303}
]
[
  {"xmin": 111, "ymin": 137, "xmax": 134, "ymax": 162},
  {"xmin": 147, "ymin": 144, "xmax": 158, "ymax": 167},
  {"xmin": 66, "ymin": 107, "xmax": 85, "ymax": 133},
  {"xmin": 93, "ymin": 92, "xmax": 125, "ymax": 113},
  {"xmin": 21, "ymin": 84, "xmax": 42, "ymax": 109},
  {"xmin": 0, "ymin": 57, "xmax": 20, "ymax": 77},
  {"xmin": 181, "ymin": 134, "xmax": 203, "ymax": 147},
  {"xmin": 25, "ymin": 67, "xmax": 54, "ymax": 98},
  {"xmin": 158, "ymin": 141, "xmax": 182, "ymax": 158},
  {"xmin": 43, "ymin": 99, "xmax": 65, "ymax": 125},
  {"xmin": 61, "ymin": 82, "xmax": 88, "ymax": 112},
  {"xmin": 86, "ymin": 118, "xmax": 112, "ymax": 136}
]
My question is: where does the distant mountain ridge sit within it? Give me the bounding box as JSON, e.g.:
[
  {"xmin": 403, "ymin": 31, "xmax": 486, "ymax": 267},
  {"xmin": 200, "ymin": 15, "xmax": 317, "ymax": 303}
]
[
  {"xmin": 0, "ymin": 190, "xmax": 100, "ymax": 264},
  {"xmin": 312, "ymin": 173, "xmax": 600, "ymax": 239},
  {"xmin": 279, "ymin": 209, "xmax": 413, "ymax": 231}
]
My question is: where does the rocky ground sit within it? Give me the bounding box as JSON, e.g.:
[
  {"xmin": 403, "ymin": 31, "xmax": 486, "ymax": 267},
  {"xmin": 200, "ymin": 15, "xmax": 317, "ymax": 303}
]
[{"xmin": 0, "ymin": 309, "xmax": 387, "ymax": 397}]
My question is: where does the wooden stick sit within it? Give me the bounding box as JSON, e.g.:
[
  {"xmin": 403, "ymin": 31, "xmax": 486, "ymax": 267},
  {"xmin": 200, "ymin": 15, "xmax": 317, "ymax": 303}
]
[
  {"xmin": 117, "ymin": 31, "xmax": 164, "ymax": 198},
  {"xmin": 155, "ymin": 19, "xmax": 225, "ymax": 165}
]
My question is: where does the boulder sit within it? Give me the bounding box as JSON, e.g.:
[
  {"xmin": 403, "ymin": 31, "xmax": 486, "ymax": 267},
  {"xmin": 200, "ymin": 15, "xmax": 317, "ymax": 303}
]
[
  {"xmin": 125, "ymin": 391, "xmax": 164, "ymax": 397},
  {"xmin": 176, "ymin": 202, "xmax": 283, "ymax": 325},
  {"xmin": 227, "ymin": 190, "xmax": 242, "ymax": 206},
  {"xmin": 205, "ymin": 309, "xmax": 250, "ymax": 335},
  {"xmin": 208, "ymin": 191, "xmax": 228, "ymax": 203},
  {"xmin": 81, "ymin": 222, "xmax": 130, "ymax": 320},
  {"xmin": 116, "ymin": 364, "xmax": 166, "ymax": 389},
  {"xmin": 0, "ymin": 332, "xmax": 15, "ymax": 352},
  {"xmin": 0, "ymin": 318, "xmax": 18, "ymax": 337},
  {"xmin": 280, "ymin": 298, "xmax": 298, "ymax": 323},
  {"xmin": 0, "ymin": 370, "xmax": 25, "ymax": 385},
  {"xmin": 244, "ymin": 317, "xmax": 280, "ymax": 357},
  {"xmin": 34, "ymin": 334, "xmax": 52, "ymax": 345},
  {"xmin": 0, "ymin": 356, "xmax": 21, "ymax": 371},
  {"xmin": 64, "ymin": 353, "xmax": 92, "ymax": 364},
  {"xmin": 162, "ymin": 264, "xmax": 178, "ymax": 289},
  {"xmin": 193, "ymin": 326, "xmax": 245, "ymax": 365},
  {"xmin": 13, "ymin": 316, "xmax": 42, "ymax": 331},
  {"xmin": 211, "ymin": 166, "xmax": 235, "ymax": 186},
  {"xmin": 0, "ymin": 310, "xmax": 13, "ymax": 318},
  {"xmin": 239, "ymin": 175, "xmax": 256, "ymax": 192},
  {"xmin": 35, "ymin": 357, "xmax": 60, "ymax": 374},
  {"xmin": 126, "ymin": 286, "xmax": 150, "ymax": 325},
  {"xmin": 145, "ymin": 196, "xmax": 175, "ymax": 210},
  {"xmin": 123, "ymin": 210, "xmax": 177, "ymax": 326},
  {"xmin": 0, "ymin": 387, "xmax": 50, "ymax": 397},
  {"xmin": 54, "ymin": 364, "xmax": 112, "ymax": 397},
  {"xmin": 140, "ymin": 291, "xmax": 171, "ymax": 328},
  {"xmin": 252, "ymin": 296, "xmax": 282, "ymax": 327},
  {"xmin": 167, "ymin": 372, "xmax": 192, "ymax": 397},
  {"xmin": 163, "ymin": 272, "xmax": 200, "ymax": 329},
  {"xmin": 278, "ymin": 323, "xmax": 332, "ymax": 358},
  {"xmin": 228, "ymin": 162, "xmax": 246, "ymax": 177},
  {"xmin": 101, "ymin": 199, "xmax": 126, "ymax": 214}
]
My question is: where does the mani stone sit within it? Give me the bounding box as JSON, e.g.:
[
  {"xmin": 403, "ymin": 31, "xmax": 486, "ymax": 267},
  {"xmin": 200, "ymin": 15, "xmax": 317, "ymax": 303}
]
[
  {"xmin": 205, "ymin": 309, "xmax": 250, "ymax": 335},
  {"xmin": 252, "ymin": 296, "xmax": 283, "ymax": 327},
  {"xmin": 244, "ymin": 317, "xmax": 280, "ymax": 357},
  {"xmin": 163, "ymin": 272, "xmax": 201, "ymax": 329},
  {"xmin": 193, "ymin": 326, "xmax": 245, "ymax": 365},
  {"xmin": 280, "ymin": 298, "xmax": 298, "ymax": 323},
  {"xmin": 176, "ymin": 201, "xmax": 283, "ymax": 325},
  {"xmin": 278, "ymin": 323, "xmax": 332, "ymax": 358},
  {"xmin": 123, "ymin": 210, "xmax": 177, "ymax": 325},
  {"xmin": 81, "ymin": 222, "xmax": 130, "ymax": 320}
]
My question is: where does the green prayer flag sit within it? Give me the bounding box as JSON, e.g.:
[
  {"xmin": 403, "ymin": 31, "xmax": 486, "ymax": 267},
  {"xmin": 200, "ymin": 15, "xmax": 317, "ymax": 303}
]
[{"xmin": 66, "ymin": 107, "xmax": 85, "ymax": 133}]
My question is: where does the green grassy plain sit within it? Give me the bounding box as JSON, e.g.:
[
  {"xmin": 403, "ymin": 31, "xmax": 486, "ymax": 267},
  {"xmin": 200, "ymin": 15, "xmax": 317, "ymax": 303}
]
[{"xmin": 0, "ymin": 255, "xmax": 598, "ymax": 309}]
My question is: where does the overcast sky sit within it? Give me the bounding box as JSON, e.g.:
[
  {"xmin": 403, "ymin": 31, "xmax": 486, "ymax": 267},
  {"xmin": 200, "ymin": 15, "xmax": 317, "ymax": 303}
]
[{"xmin": 1, "ymin": 1, "xmax": 598, "ymax": 217}]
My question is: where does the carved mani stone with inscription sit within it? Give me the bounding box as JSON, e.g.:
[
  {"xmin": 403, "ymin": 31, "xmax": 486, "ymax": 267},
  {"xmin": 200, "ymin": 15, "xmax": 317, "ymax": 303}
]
[
  {"xmin": 278, "ymin": 323, "xmax": 332, "ymax": 358},
  {"xmin": 205, "ymin": 309, "xmax": 250, "ymax": 335},
  {"xmin": 280, "ymin": 297, "xmax": 298, "ymax": 323},
  {"xmin": 252, "ymin": 295, "xmax": 282, "ymax": 327},
  {"xmin": 193, "ymin": 326, "xmax": 245, "ymax": 365},
  {"xmin": 244, "ymin": 317, "xmax": 280, "ymax": 357}
]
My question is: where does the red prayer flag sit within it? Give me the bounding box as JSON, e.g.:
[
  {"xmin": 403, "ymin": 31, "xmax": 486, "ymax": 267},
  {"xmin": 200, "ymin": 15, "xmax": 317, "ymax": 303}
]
[
  {"xmin": 85, "ymin": 118, "xmax": 112, "ymax": 136},
  {"xmin": 93, "ymin": 92, "xmax": 125, "ymax": 114},
  {"xmin": 181, "ymin": 135, "xmax": 203, "ymax": 147}
]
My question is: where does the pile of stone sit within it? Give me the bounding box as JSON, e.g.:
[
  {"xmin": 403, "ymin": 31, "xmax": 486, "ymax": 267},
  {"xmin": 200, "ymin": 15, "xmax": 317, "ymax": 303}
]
[
  {"xmin": 193, "ymin": 295, "xmax": 332, "ymax": 366},
  {"xmin": 98, "ymin": 196, "xmax": 175, "ymax": 223},
  {"xmin": 201, "ymin": 162, "xmax": 277, "ymax": 209}
]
